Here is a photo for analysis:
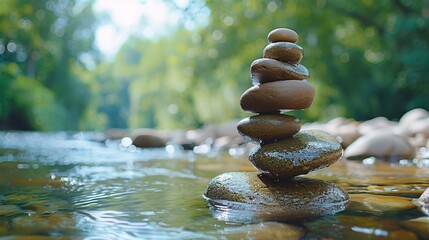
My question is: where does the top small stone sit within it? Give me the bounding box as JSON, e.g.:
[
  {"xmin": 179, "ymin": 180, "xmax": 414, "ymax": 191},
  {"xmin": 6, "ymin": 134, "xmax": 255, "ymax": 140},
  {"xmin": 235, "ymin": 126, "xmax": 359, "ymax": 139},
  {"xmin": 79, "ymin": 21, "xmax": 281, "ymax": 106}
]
[{"xmin": 268, "ymin": 28, "xmax": 299, "ymax": 43}]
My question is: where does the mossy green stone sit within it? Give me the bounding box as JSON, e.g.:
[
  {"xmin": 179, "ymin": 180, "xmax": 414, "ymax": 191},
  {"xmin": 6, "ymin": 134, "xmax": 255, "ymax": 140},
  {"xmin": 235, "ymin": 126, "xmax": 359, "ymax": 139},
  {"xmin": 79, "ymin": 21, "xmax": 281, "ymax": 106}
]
[
  {"xmin": 249, "ymin": 129, "xmax": 343, "ymax": 180},
  {"xmin": 204, "ymin": 172, "xmax": 349, "ymax": 221}
]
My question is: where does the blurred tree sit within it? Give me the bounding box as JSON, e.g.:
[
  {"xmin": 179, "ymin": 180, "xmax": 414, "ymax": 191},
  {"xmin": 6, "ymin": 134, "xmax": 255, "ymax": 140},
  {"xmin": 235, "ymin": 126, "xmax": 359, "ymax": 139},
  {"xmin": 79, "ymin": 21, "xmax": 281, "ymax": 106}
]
[
  {"xmin": 2, "ymin": 0, "xmax": 428, "ymax": 131},
  {"xmin": 0, "ymin": 0, "xmax": 102, "ymax": 130},
  {"xmin": 302, "ymin": 0, "xmax": 429, "ymax": 120},
  {"xmin": 91, "ymin": 62, "xmax": 129, "ymax": 129},
  {"xmin": 114, "ymin": 32, "xmax": 203, "ymax": 129},
  {"xmin": 190, "ymin": 0, "xmax": 429, "ymax": 122},
  {"xmin": 172, "ymin": 0, "xmax": 428, "ymax": 126}
]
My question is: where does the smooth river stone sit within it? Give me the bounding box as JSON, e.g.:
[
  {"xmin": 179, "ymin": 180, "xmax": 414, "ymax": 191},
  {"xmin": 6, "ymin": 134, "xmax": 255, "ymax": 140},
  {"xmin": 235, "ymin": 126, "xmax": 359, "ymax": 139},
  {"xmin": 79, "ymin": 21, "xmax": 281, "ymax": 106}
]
[
  {"xmin": 204, "ymin": 172, "xmax": 349, "ymax": 222},
  {"xmin": 130, "ymin": 128, "xmax": 167, "ymax": 148},
  {"xmin": 268, "ymin": 28, "xmax": 299, "ymax": 43},
  {"xmin": 237, "ymin": 114, "xmax": 301, "ymax": 143},
  {"xmin": 218, "ymin": 222, "xmax": 303, "ymax": 240},
  {"xmin": 344, "ymin": 131, "xmax": 416, "ymax": 160},
  {"xmin": 250, "ymin": 58, "xmax": 309, "ymax": 85},
  {"xmin": 249, "ymin": 130, "xmax": 342, "ymax": 180},
  {"xmin": 401, "ymin": 217, "xmax": 429, "ymax": 240},
  {"xmin": 263, "ymin": 42, "xmax": 303, "ymax": 64},
  {"xmin": 399, "ymin": 108, "xmax": 429, "ymax": 126},
  {"xmin": 240, "ymin": 80, "xmax": 315, "ymax": 113},
  {"xmin": 349, "ymin": 194, "xmax": 416, "ymax": 215}
]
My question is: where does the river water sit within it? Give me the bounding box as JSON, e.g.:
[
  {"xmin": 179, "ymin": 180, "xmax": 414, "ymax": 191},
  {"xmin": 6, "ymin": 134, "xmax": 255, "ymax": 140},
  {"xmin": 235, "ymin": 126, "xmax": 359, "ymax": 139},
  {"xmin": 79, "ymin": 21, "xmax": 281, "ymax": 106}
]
[{"xmin": 0, "ymin": 131, "xmax": 429, "ymax": 239}]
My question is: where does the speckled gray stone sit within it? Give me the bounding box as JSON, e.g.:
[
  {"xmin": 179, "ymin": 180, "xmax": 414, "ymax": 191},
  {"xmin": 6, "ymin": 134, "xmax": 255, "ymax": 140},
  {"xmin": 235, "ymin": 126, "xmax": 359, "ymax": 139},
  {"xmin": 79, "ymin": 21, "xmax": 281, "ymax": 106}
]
[
  {"xmin": 249, "ymin": 129, "xmax": 343, "ymax": 180},
  {"xmin": 204, "ymin": 172, "xmax": 349, "ymax": 221}
]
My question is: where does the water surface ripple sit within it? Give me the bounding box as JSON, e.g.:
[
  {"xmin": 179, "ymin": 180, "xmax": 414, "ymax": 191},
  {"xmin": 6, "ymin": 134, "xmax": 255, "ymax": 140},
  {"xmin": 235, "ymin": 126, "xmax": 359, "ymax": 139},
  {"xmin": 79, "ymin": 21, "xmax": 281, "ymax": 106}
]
[{"xmin": 1, "ymin": 131, "xmax": 429, "ymax": 239}]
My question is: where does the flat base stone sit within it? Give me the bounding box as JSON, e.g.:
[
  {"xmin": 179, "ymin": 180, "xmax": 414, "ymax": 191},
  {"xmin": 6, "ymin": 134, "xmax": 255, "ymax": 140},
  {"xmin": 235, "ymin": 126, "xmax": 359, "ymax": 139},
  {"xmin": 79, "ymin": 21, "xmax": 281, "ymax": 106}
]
[{"xmin": 204, "ymin": 172, "xmax": 349, "ymax": 222}]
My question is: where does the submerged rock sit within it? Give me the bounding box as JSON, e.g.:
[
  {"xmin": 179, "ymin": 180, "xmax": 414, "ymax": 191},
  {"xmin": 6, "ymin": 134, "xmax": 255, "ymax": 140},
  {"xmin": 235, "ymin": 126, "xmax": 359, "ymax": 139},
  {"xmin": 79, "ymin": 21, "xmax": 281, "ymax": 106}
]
[
  {"xmin": 11, "ymin": 212, "xmax": 76, "ymax": 234},
  {"xmin": 349, "ymin": 194, "xmax": 415, "ymax": 215},
  {"xmin": 204, "ymin": 172, "xmax": 349, "ymax": 222},
  {"xmin": 0, "ymin": 205, "xmax": 21, "ymax": 216},
  {"xmin": 401, "ymin": 217, "xmax": 429, "ymax": 240},
  {"xmin": 331, "ymin": 215, "xmax": 419, "ymax": 240},
  {"xmin": 216, "ymin": 222, "xmax": 303, "ymax": 239},
  {"xmin": 249, "ymin": 129, "xmax": 342, "ymax": 179}
]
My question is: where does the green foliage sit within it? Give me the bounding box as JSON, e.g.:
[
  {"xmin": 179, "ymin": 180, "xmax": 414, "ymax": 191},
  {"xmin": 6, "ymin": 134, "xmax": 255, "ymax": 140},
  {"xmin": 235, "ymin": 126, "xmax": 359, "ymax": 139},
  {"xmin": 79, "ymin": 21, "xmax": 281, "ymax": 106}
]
[
  {"xmin": 190, "ymin": 0, "xmax": 429, "ymax": 122},
  {"xmin": 1, "ymin": 0, "xmax": 428, "ymax": 130},
  {"xmin": 116, "ymin": 0, "xmax": 428, "ymax": 129},
  {"xmin": 0, "ymin": 63, "xmax": 65, "ymax": 130},
  {"xmin": 100, "ymin": 0, "xmax": 429, "ymax": 129},
  {"xmin": 0, "ymin": 0, "xmax": 102, "ymax": 130}
]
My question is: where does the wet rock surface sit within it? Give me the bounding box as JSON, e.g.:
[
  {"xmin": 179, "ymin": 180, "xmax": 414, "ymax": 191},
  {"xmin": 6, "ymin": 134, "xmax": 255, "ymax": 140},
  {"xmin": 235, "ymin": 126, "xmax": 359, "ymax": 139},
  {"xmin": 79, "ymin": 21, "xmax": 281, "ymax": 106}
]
[
  {"xmin": 1, "ymin": 130, "xmax": 429, "ymax": 238},
  {"xmin": 205, "ymin": 28, "xmax": 347, "ymax": 222},
  {"xmin": 249, "ymin": 129, "xmax": 343, "ymax": 179},
  {"xmin": 216, "ymin": 222, "xmax": 304, "ymax": 240},
  {"xmin": 349, "ymin": 194, "xmax": 416, "ymax": 215},
  {"xmin": 237, "ymin": 114, "xmax": 301, "ymax": 143},
  {"xmin": 204, "ymin": 172, "xmax": 348, "ymax": 221},
  {"xmin": 304, "ymin": 215, "xmax": 420, "ymax": 240}
]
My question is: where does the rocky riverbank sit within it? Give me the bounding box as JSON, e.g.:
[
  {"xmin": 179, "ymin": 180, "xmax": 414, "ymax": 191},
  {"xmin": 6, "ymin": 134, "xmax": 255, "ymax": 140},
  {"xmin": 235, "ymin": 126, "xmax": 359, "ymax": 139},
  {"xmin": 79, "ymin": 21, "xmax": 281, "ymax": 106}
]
[{"xmin": 103, "ymin": 107, "xmax": 429, "ymax": 161}]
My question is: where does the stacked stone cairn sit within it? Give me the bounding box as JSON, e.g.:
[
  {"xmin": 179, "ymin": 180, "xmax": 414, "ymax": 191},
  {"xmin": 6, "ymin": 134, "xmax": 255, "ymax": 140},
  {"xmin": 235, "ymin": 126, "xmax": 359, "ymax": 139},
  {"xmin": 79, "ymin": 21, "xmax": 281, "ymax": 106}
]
[{"xmin": 204, "ymin": 28, "xmax": 349, "ymax": 221}]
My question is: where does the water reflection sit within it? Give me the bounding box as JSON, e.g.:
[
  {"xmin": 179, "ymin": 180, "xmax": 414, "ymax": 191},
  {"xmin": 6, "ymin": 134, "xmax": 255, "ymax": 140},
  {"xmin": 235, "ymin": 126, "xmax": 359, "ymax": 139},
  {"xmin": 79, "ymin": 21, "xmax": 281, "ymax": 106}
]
[{"xmin": 0, "ymin": 132, "xmax": 429, "ymax": 239}]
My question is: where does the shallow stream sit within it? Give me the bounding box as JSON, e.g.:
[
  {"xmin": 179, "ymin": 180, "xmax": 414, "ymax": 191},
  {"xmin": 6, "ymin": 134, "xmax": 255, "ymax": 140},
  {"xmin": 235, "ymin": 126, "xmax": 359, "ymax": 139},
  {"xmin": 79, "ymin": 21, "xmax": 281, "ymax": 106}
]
[{"xmin": 0, "ymin": 131, "xmax": 429, "ymax": 239}]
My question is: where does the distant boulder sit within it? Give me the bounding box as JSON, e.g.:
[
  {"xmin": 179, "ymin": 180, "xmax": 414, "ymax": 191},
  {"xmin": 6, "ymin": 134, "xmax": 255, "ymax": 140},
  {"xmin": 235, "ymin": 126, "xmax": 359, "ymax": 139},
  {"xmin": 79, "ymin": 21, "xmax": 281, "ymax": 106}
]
[
  {"xmin": 130, "ymin": 128, "xmax": 168, "ymax": 148},
  {"xmin": 400, "ymin": 108, "xmax": 429, "ymax": 137},
  {"xmin": 344, "ymin": 131, "xmax": 416, "ymax": 160}
]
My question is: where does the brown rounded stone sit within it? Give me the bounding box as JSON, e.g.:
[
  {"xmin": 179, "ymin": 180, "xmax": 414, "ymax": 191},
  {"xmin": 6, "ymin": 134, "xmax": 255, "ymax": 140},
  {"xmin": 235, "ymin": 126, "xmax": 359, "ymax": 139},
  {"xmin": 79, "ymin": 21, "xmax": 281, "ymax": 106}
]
[
  {"xmin": 263, "ymin": 42, "xmax": 303, "ymax": 64},
  {"xmin": 204, "ymin": 172, "xmax": 348, "ymax": 222},
  {"xmin": 11, "ymin": 212, "xmax": 77, "ymax": 234},
  {"xmin": 240, "ymin": 80, "xmax": 315, "ymax": 113},
  {"xmin": 268, "ymin": 28, "xmax": 299, "ymax": 43},
  {"xmin": 237, "ymin": 114, "xmax": 301, "ymax": 143},
  {"xmin": 130, "ymin": 128, "xmax": 167, "ymax": 148},
  {"xmin": 349, "ymin": 194, "xmax": 416, "ymax": 215},
  {"xmin": 249, "ymin": 130, "xmax": 343, "ymax": 180},
  {"xmin": 250, "ymin": 58, "xmax": 309, "ymax": 85}
]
